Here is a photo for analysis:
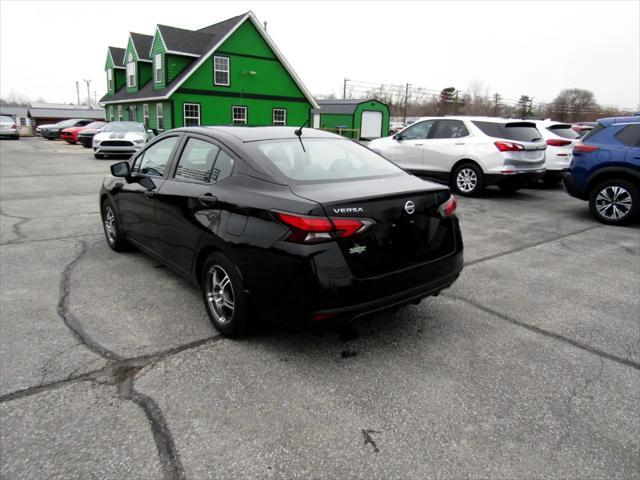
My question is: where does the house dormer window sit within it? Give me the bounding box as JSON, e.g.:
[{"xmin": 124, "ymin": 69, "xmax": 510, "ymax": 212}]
[
  {"xmin": 154, "ymin": 54, "xmax": 163, "ymax": 83},
  {"xmin": 126, "ymin": 52, "xmax": 136, "ymax": 87},
  {"xmin": 107, "ymin": 69, "xmax": 114, "ymax": 91},
  {"xmin": 213, "ymin": 56, "xmax": 229, "ymax": 86}
]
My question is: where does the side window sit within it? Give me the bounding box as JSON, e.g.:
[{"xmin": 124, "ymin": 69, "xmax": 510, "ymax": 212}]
[
  {"xmin": 211, "ymin": 150, "xmax": 234, "ymax": 183},
  {"xmin": 175, "ymin": 138, "xmax": 220, "ymax": 182},
  {"xmin": 614, "ymin": 124, "xmax": 640, "ymax": 147},
  {"xmin": 401, "ymin": 120, "xmax": 434, "ymax": 140},
  {"xmin": 430, "ymin": 120, "xmax": 469, "ymax": 139},
  {"xmin": 132, "ymin": 136, "xmax": 178, "ymax": 177}
]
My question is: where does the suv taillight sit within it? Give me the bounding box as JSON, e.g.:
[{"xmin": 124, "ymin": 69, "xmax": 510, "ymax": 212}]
[
  {"xmin": 276, "ymin": 212, "xmax": 374, "ymax": 243},
  {"xmin": 546, "ymin": 139, "xmax": 572, "ymax": 147},
  {"xmin": 10, "ymin": 124, "xmax": 16, "ymax": 129},
  {"xmin": 574, "ymin": 144, "xmax": 600, "ymax": 153},
  {"xmin": 495, "ymin": 141, "xmax": 524, "ymax": 152}
]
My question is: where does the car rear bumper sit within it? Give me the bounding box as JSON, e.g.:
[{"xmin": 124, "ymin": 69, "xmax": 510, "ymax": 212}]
[
  {"xmin": 485, "ymin": 169, "xmax": 546, "ymax": 186},
  {"xmin": 0, "ymin": 128, "xmax": 19, "ymax": 137},
  {"xmin": 562, "ymin": 172, "xmax": 587, "ymax": 200},
  {"xmin": 251, "ymin": 219, "xmax": 464, "ymax": 325}
]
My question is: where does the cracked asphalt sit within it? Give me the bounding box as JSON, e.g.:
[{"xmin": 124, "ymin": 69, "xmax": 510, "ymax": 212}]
[{"xmin": 1, "ymin": 137, "xmax": 639, "ymax": 479}]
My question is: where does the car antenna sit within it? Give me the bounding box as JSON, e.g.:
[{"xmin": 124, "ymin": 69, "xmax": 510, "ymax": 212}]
[{"xmin": 295, "ymin": 118, "xmax": 309, "ymax": 152}]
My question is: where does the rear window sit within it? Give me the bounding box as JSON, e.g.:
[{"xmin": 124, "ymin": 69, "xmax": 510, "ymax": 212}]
[
  {"xmin": 547, "ymin": 124, "xmax": 580, "ymax": 139},
  {"xmin": 0, "ymin": 115, "xmax": 13, "ymax": 123},
  {"xmin": 472, "ymin": 121, "xmax": 542, "ymax": 142},
  {"xmin": 614, "ymin": 124, "xmax": 640, "ymax": 147},
  {"xmin": 251, "ymin": 138, "xmax": 403, "ymax": 182}
]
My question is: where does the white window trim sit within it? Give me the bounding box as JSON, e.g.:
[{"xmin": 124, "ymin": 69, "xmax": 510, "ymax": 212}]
[
  {"xmin": 213, "ymin": 56, "xmax": 230, "ymax": 86},
  {"xmin": 232, "ymin": 106, "xmax": 247, "ymax": 125},
  {"xmin": 118, "ymin": 105, "xmax": 123, "ymax": 121},
  {"xmin": 107, "ymin": 69, "xmax": 114, "ymax": 91},
  {"xmin": 154, "ymin": 54, "xmax": 163, "ymax": 83},
  {"xmin": 127, "ymin": 62, "xmax": 137, "ymax": 88},
  {"xmin": 273, "ymin": 108, "xmax": 286, "ymax": 126},
  {"xmin": 183, "ymin": 103, "xmax": 201, "ymax": 126},
  {"xmin": 143, "ymin": 104, "xmax": 150, "ymax": 127},
  {"xmin": 156, "ymin": 103, "xmax": 164, "ymax": 131}
]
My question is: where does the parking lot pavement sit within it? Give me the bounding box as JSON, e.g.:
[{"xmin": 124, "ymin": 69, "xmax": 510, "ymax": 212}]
[{"xmin": 1, "ymin": 137, "xmax": 639, "ymax": 479}]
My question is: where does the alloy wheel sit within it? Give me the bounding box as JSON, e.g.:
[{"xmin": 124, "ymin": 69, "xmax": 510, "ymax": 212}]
[
  {"xmin": 206, "ymin": 265, "xmax": 235, "ymax": 325},
  {"xmin": 456, "ymin": 168, "xmax": 477, "ymax": 193},
  {"xmin": 103, "ymin": 206, "xmax": 117, "ymax": 245},
  {"xmin": 595, "ymin": 186, "xmax": 632, "ymax": 220}
]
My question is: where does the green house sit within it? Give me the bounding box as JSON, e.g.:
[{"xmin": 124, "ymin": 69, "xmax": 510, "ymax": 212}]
[
  {"xmin": 311, "ymin": 99, "xmax": 390, "ymax": 140},
  {"xmin": 100, "ymin": 12, "xmax": 318, "ymax": 131}
]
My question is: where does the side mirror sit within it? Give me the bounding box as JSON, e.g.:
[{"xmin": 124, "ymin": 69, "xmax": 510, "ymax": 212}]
[
  {"xmin": 393, "ymin": 133, "xmax": 403, "ymax": 141},
  {"xmin": 110, "ymin": 161, "xmax": 130, "ymax": 178}
]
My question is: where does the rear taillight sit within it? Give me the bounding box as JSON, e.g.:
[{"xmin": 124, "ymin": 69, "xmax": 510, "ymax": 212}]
[
  {"xmin": 574, "ymin": 144, "xmax": 600, "ymax": 153},
  {"xmin": 495, "ymin": 141, "xmax": 524, "ymax": 152},
  {"xmin": 10, "ymin": 124, "xmax": 16, "ymax": 129},
  {"xmin": 437, "ymin": 195, "xmax": 457, "ymax": 219},
  {"xmin": 546, "ymin": 139, "xmax": 572, "ymax": 147},
  {"xmin": 276, "ymin": 212, "xmax": 374, "ymax": 243}
]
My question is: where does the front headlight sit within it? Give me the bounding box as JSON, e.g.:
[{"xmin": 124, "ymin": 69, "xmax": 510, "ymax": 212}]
[
  {"xmin": 133, "ymin": 138, "xmax": 145, "ymax": 144},
  {"xmin": 93, "ymin": 139, "xmax": 101, "ymax": 145}
]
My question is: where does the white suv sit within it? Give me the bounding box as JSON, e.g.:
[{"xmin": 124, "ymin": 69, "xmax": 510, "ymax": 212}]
[
  {"xmin": 528, "ymin": 119, "xmax": 581, "ymax": 185},
  {"xmin": 368, "ymin": 116, "xmax": 547, "ymax": 196}
]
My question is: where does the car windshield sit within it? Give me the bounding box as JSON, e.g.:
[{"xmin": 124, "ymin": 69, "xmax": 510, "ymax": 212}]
[
  {"xmin": 101, "ymin": 122, "xmax": 145, "ymax": 133},
  {"xmin": 57, "ymin": 119, "xmax": 81, "ymax": 128},
  {"xmin": 85, "ymin": 121, "xmax": 106, "ymax": 129},
  {"xmin": 250, "ymin": 138, "xmax": 403, "ymax": 182}
]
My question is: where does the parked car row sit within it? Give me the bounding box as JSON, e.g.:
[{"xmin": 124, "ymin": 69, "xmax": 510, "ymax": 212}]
[
  {"xmin": 36, "ymin": 119, "xmax": 155, "ymax": 158},
  {"xmin": 369, "ymin": 115, "xmax": 640, "ymax": 225}
]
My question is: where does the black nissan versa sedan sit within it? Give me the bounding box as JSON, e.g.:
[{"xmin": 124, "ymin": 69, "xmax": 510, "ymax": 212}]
[{"xmin": 100, "ymin": 127, "xmax": 463, "ymax": 336}]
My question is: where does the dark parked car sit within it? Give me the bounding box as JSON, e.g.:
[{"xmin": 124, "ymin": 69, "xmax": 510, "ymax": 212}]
[
  {"xmin": 563, "ymin": 116, "xmax": 640, "ymax": 225},
  {"xmin": 40, "ymin": 119, "xmax": 94, "ymax": 139},
  {"xmin": 78, "ymin": 122, "xmax": 108, "ymax": 148},
  {"xmin": 100, "ymin": 127, "xmax": 463, "ymax": 336}
]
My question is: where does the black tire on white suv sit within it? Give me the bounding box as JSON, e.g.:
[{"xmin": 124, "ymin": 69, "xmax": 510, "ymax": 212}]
[{"xmin": 452, "ymin": 162, "xmax": 485, "ymax": 197}]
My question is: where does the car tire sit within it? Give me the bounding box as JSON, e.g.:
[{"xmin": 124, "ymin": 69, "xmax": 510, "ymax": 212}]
[
  {"xmin": 452, "ymin": 163, "xmax": 485, "ymax": 197},
  {"xmin": 588, "ymin": 179, "xmax": 638, "ymax": 226},
  {"xmin": 101, "ymin": 199, "xmax": 129, "ymax": 251},
  {"xmin": 499, "ymin": 183, "xmax": 521, "ymax": 194},
  {"xmin": 94, "ymin": 153, "xmax": 105, "ymax": 159},
  {"xmin": 200, "ymin": 252, "xmax": 251, "ymax": 337},
  {"xmin": 543, "ymin": 175, "xmax": 561, "ymax": 187},
  {"xmin": 66, "ymin": 141, "xmax": 76, "ymax": 145},
  {"xmin": 82, "ymin": 144, "xmax": 90, "ymax": 148}
]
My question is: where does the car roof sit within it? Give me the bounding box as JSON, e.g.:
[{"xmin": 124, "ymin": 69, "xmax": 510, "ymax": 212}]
[
  {"xmin": 412, "ymin": 116, "xmax": 537, "ymax": 124},
  {"xmin": 597, "ymin": 116, "xmax": 640, "ymax": 126},
  {"xmin": 172, "ymin": 126, "xmax": 342, "ymax": 142}
]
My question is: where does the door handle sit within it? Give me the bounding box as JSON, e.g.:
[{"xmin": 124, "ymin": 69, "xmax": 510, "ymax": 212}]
[
  {"xmin": 414, "ymin": 143, "xmax": 424, "ymax": 146},
  {"xmin": 454, "ymin": 142, "xmax": 465, "ymax": 145},
  {"xmin": 144, "ymin": 190, "xmax": 156, "ymax": 199},
  {"xmin": 198, "ymin": 194, "xmax": 217, "ymax": 206}
]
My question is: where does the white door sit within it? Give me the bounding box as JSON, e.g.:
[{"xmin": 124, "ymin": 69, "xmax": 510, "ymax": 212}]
[
  {"xmin": 379, "ymin": 120, "xmax": 435, "ymax": 172},
  {"xmin": 313, "ymin": 114, "xmax": 320, "ymax": 129},
  {"xmin": 421, "ymin": 120, "xmax": 471, "ymax": 174},
  {"xmin": 361, "ymin": 110, "xmax": 383, "ymax": 139}
]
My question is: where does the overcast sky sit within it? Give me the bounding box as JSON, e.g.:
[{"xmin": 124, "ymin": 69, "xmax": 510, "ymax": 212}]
[{"xmin": 1, "ymin": 0, "xmax": 638, "ymax": 109}]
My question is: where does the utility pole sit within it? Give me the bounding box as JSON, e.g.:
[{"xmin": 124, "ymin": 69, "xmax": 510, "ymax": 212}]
[
  {"xmin": 493, "ymin": 93, "xmax": 501, "ymax": 116},
  {"xmin": 454, "ymin": 91, "xmax": 459, "ymax": 115},
  {"xmin": 83, "ymin": 79, "xmax": 92, "ymax": 108},
  {"xmin": 75, "ymin": 81, "xmax": 80, "ymax": 105},
  {"xmin": 403, "ymin": 83, "xmax": 410, "ymax": 124},
  {"xmin": 343, "ymin": 77, "xmax": 349, "ymax": 99}
]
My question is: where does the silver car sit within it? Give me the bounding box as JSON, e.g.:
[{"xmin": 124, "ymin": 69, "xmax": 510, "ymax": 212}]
[
  {"xmin": 0, "ymin": 115, "xmax": 19, "ymax": 139},
  {"xmin": 92, "ymin": 121, "xmax": 152, "ymax": 159}
]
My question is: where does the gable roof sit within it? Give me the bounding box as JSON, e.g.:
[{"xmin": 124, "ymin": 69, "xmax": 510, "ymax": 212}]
[
  {"xmin": 312, "ymin": 99, "xmax": 381, "ymax": 115},
  {"xmin": 101, "ymin": 12, "xmax": 318, "ymax": 109},
  {"xmin": 129, "ymin": 32, "xmax": 153, "ymax": 62},
  {"xmin": 108, "ymin": 47, "xmax": 126, "ymax": 69}
]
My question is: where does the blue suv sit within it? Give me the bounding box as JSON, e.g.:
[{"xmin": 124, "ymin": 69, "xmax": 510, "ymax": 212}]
[{"xmin": 563, "ymin": 116, "xmax": 640, "ymax": 225}]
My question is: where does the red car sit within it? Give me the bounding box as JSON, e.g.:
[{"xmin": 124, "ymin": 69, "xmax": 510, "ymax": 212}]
[{"xmin": 60, "ymin": 121, "xmax": 106, "ymax": 144}]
